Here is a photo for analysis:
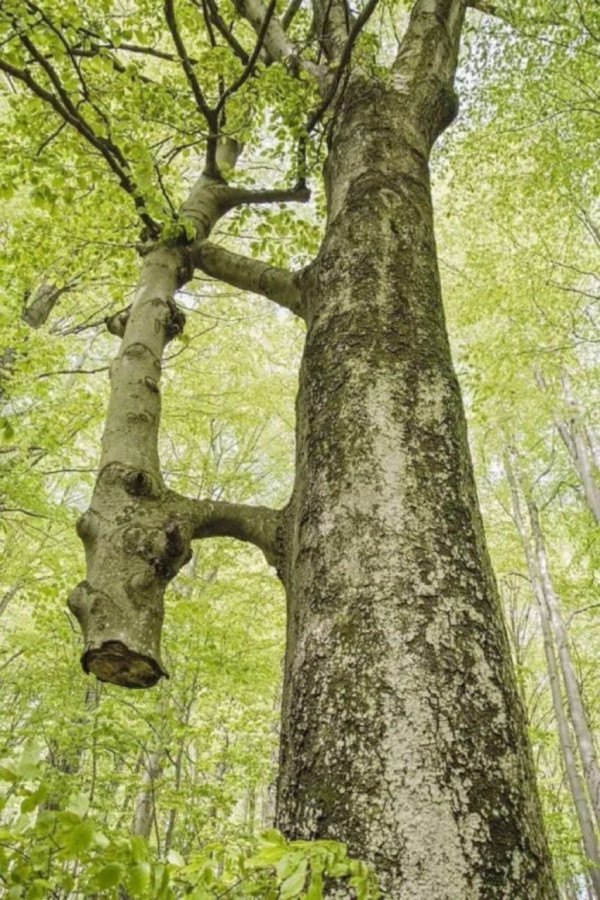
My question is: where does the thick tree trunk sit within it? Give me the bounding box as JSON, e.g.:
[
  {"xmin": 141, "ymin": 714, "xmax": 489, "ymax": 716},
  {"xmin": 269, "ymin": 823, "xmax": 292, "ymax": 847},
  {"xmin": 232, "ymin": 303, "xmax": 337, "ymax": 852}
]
[
  {"xmin": 275, "ymin": 55, "xmax": 556, "ymax": 895},
  {"xmin": 61, "ymin": 0, "xmax": 558, "ymax": 893}
]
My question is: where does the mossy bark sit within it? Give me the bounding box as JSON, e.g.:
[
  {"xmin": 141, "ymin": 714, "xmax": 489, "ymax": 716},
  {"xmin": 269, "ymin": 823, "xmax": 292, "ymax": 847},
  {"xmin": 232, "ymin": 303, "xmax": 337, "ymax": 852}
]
[{"xmin": 275, "ymin": 69, "xmax": 557, "ymax": 900}]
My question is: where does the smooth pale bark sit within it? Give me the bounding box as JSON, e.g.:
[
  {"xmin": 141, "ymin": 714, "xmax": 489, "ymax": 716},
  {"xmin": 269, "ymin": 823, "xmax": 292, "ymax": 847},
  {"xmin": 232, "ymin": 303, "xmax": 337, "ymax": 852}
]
[
  {"xmin": 272, "ymin": 3, "xmax": 556, "ymax": 893},
  {"xmin": 526, "ymin": 498, "xmax": 600, "ymax": 831},
  {"xmin": 132, "ymin": 749, "xmax": 163, "ymax": 842},
  {"xmin": 505, "ymin": 458, "xmax": 600, "ymax": 897},
  {"xmin": 68, "ymin": 165, "xmax": 283, "ymax": 686},
  {"xmin": 534, "ymin": 369, "xmax": 600, "ymax": 523}
]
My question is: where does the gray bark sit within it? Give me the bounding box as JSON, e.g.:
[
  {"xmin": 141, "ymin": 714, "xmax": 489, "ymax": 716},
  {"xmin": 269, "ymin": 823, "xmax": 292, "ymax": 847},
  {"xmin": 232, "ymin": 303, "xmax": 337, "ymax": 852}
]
[
  {"xmin": 22, "ymin": 281, "xmax": 73, "ymax": 329},
  {"xmin": 272, "ymin": 3, "xmax": 557, "ymax": 894},
  {"xmin": 534, "ymin": 369, "xmax": 600, "ymax": 523},
  {"xmin": 132, "ymin": 748, "xmax": 163, "ymax": 842}
]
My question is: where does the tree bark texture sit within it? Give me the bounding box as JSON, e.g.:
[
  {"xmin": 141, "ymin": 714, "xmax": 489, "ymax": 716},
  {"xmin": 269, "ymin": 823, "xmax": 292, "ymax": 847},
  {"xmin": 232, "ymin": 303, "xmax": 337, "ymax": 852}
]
[{"xmin": 274, "ymin": 60, "xmax": 556, "ymax": 893}]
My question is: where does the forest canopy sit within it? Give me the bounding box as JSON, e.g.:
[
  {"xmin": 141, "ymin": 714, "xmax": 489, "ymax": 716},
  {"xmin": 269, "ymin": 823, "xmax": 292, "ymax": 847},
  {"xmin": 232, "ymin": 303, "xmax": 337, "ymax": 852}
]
[{"xmin": 0, "ymin": 0, "xmax": 599, "ymax": 897}]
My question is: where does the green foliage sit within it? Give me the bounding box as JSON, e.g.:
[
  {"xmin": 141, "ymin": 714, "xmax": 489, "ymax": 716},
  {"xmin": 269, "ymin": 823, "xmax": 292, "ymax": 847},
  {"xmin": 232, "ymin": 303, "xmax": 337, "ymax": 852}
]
[{"xmin": 0, "ymin": 752, "xmax": 378, "ymax": 898}]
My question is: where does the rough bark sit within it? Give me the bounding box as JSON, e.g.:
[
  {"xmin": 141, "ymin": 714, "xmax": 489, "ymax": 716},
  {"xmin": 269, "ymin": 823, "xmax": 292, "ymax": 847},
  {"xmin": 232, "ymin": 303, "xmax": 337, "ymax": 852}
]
[
  {"xmin": 272, "ymin": 3, "xmax": 557, "ymax": 894},
  {"xmin": 505, "ymin": 457, "xmax": 600, "ymax": 898}
]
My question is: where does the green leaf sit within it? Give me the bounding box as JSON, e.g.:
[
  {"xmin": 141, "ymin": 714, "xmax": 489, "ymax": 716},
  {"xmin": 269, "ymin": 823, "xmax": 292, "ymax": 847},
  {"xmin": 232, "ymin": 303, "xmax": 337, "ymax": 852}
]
[
  {"xmin": 96, "ymin": 863, "xmax": 124, "ymax": 889},
  {"xmin": 64, "ymin": 819, "xmax": 96, "ymax": 855},
  {"xmin": 128, "ymin": 861, "xmax": 151, "ymax": 895},
  {"xmin": 278, "ymin": 858, "xmax": 308, "ymax": 899}
]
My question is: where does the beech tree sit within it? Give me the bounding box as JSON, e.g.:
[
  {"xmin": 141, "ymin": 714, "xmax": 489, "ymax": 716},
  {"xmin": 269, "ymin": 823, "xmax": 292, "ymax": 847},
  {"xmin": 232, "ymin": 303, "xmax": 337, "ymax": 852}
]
[{"xmin": 0, "ymin": 0, "xmax": 564, "ymax": 895}]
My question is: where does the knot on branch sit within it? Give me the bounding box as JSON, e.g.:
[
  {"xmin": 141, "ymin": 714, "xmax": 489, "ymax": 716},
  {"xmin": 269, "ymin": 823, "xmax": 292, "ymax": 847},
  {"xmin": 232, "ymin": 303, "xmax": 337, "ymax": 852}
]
[
  {"xmin": 123, "ymin": 469, "xmax": 161, "ymax": 498},
  {"xmin": 165, "ymin": 299, "xmax": 186, "ymax": 341},
  {"xmin": 75, "ymin": 509, "xmax": 98, "ymax": 543},
  {"xmin": 430, "ymin": 85, "xmax": 460, "ymax": 142},
  {"xmin": 106, "ymin": 306, "xmax": 131, "ymax": 338}
]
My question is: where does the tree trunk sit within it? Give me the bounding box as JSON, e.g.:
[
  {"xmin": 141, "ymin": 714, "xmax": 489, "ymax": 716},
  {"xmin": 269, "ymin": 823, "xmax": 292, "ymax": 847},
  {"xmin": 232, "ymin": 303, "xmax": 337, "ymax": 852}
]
[
  {"xmin": 534, "ymin": 369, "xmax": 600, "ymax": 523},
  {"xmin": 274, "ymin": 3, "xmax": 557, "ymax": 888},
  {"xmin": 526, "ymin": 498, "xmax": 600, "ymax": 831},
  {"xmin": 505, "ymin": 459, "xmax": 600, "ymax": 897},
  {"xmin": 132, "ymin": 748, "xmax": 163, "ymax": 843}
]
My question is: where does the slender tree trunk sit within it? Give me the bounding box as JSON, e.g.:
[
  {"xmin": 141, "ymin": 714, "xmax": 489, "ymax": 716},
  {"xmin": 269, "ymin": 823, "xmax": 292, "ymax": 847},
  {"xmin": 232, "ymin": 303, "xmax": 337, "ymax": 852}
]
[
  {"xmin": 505, "ymin": 457, "xmax": 600, "ymax": 897},
  {"xmin": 274, "ymin": 4, "xmax": 557, "ymax": 893},
  {"xmin": 132, "ymin": 748, "xmax": 163, "ymax": 843},
  {"xmin": 534, "ymin": 369, "xmax": 600, "ymax": 523},
  {"xmin": 526, "ymin": 498, "xmax": 600, "ymax": 830}
]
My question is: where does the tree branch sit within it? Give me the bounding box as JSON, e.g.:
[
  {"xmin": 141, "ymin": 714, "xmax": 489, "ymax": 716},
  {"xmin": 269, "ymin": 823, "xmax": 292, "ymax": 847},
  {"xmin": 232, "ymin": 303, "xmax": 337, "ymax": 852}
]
[
  {"xmin": 0, "ymin": 56, "xmax": 159, "ymax": 234},
  {"xmin": 164, "ymin": 0, "xmax": 219, "ymax": 173},
  {"xmin": 215, "ymin": 0, "xmax": 277, "ymax": 115},
  {"xmin": 197, "ymin": 0, "xmax": 251, "ymax": 64},
  {"xmin": 192, "ymin": 242, "xmax": 304, "ymax": 316},
  {"xmin": 466, "ymin": 0, "xmax": 506, "ymax": 20},
  {"xmin": 233, "ymin": 0, "xmax": 296, "ymax": 63},
  {"xmin": 307, "ymin": 0, "xmax": 381, "ymax": 132},
  {"xmin": 392, "ymin": 0, "xmax": 467, "ymax": 142},
  {"xmin": 22, "ymin": 280, "xmax": 77, "ymax": 329},
  {"xmin": 282, "ymin": 0, "xmax": 303, "ymax": 32},
  {"xmin": 223, "ymin": 183, "xmax": 311, "ymax": 208},
  {"xmin": 181, "ymin": 496, "xmax": 281, "ymax": 566}
]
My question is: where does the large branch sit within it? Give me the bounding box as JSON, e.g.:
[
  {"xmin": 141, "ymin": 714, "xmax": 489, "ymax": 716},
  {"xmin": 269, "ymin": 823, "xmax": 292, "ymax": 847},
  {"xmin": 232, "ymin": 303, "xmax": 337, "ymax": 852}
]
[
  {"xmin": 395, "ymin": 0, "xmax": 466, "ymax": 86},
  {"xmin": 182, "ymin": 497, "xmax": 281, "ymax": 566},
  {"xmin": 392, "ymin": 0, "xmax": 467, "ymax": 143},
  {"xmin": 234, "ymin": 0, "xmax": 325, "ymax": 77},
  {"xmin": 233, "ymin": 0, "xmax": 295, "ymax": 62},
  {"xmin": 192, "ymin": 242, "xmax": 304, "ymax": 316},
  {"xmin": 311, "ymin": 0, "xmax": 351, "ymax": 64}
]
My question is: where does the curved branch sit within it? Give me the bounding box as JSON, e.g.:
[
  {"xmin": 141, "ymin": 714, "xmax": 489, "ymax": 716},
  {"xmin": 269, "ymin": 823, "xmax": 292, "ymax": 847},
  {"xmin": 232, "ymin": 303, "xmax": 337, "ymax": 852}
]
[
  {"xmin": 192, "ymin": 242, "xmax": 304, "ymax": 316},
  {"xmin": 183, "ymin": 497, "xmax": 281, "ymax": 565}
]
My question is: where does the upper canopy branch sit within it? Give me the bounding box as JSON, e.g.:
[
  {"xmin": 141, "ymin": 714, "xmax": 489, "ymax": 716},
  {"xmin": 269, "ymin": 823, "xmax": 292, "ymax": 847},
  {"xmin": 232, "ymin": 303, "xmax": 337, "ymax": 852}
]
[
  {"xmin": 196, "ymin": 0, "xmax": 251, "ymax": 64},
  {"xmin": 164, "ymin": 0, "xmax": 220, "ymax": 174},
  {"xmin": 0, "ymin": 37, "xmax": 159, "ymax": 234},
  {"xmin": 307, "ymin": 0, "xmax": 381, "ymax": 132},
  {"xmin": 215, "ymin": 0, "xmax": 277, "ymax": 115}
]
